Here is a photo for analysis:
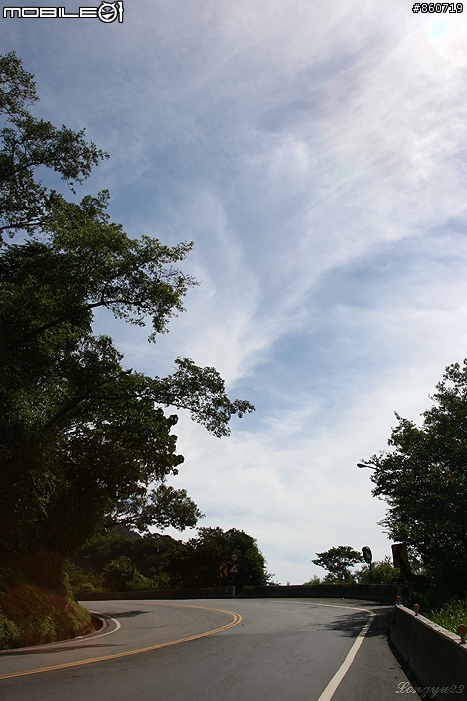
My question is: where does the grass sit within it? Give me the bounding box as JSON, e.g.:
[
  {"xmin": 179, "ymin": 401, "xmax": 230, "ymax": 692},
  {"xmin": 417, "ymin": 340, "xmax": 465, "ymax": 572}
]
[
  {"xmin": 427, "ymin": 598, "xmax": 467, "ymax": 635},
  {"xmin": 0, "ymin": 553, "xmax": 97, "ymax": 649},
  {"xmin": 0, "ymin": 583, "xmax": 95, "ymax": 649}
]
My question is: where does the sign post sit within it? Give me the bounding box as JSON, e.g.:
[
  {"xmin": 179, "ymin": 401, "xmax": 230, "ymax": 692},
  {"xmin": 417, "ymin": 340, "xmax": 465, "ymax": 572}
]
[
  {"xmin": 391, "ymin": 542, "xmax": 410, "ymax": 571},
  {"xmin": 391, "ymin": 542, "xmax": 410, "ymax": 605},
  {"xmin": 217, "ymin": 565, "xmax": 229, "ymax": 580},
  {"xmin": 362, "ymin": 546, "xmax": 372, "ymax": 582},
  {"xmin": 229, "ymin": 552, "xmax": 239, "ymax": 585}
]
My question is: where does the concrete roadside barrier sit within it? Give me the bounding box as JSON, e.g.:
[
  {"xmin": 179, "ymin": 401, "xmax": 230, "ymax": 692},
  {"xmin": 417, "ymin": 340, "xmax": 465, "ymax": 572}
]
[
  {"xmin": 75, "ymin": 586, "xmax": 235, "ymax": 600},
  {"xmin": 240, "ymin": 583, "xmax": 395, "ymax": 601},
  {"xmin": 390, "ymin": 604, "xmax": 467, "ymax": 699}
]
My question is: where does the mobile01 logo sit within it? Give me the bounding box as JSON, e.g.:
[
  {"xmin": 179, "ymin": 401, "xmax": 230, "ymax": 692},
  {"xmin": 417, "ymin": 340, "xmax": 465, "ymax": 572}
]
[{"xmin": 3, "ymin": 1, "xmax": 124, "ymax": 21}]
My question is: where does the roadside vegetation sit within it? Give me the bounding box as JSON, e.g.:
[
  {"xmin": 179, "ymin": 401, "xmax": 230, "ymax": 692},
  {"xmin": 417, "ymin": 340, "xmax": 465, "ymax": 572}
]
[
  {"xmin": 0, "ymin": 51, "xmax": 254, "ymax": 648},
  {"xmin": 306, "ymin": 549, "xmax": 397, "ymax": 585},
  {"xmin": 0, "ymin": 553, "xmax": 94, "ymax": 649},
  {"xmin": 426, "ymin": 599, "xmax": 467, "ymax": 635},
  {"xmin": 361, "ymin": 360, "xmax": 467, "ymax": 625},
  {"xmin": 310, "ymin": 361, "xmax": 467, "ymax": 631},
  {"xmin": 67, "ymin": 526, "xmax": 271, "ymax": 595}
]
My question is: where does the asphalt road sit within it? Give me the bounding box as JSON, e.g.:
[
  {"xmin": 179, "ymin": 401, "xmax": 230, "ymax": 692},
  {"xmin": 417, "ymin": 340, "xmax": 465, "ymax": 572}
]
[{"xmin": 0, "ymin": 598, "xmax": 414, "ymax": 701}]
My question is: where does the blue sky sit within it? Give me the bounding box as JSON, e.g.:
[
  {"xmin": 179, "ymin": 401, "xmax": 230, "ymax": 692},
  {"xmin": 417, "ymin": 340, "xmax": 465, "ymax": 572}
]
[{"xmin": 2, "ymin": 1, "xmax": 466, "ymax": 583}]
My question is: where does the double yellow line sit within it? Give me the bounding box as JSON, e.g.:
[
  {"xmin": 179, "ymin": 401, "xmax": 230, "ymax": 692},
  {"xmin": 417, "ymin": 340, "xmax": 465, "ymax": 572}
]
[{"xmin": 0, "ymin": 604, "xmax": 242, "ymax": 681}]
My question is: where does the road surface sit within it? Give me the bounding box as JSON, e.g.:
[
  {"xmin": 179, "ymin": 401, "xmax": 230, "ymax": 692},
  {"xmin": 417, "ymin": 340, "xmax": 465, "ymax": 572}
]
[{"xmin": 0, "ymin": 598, "xmax": 413, "ymax": 700}]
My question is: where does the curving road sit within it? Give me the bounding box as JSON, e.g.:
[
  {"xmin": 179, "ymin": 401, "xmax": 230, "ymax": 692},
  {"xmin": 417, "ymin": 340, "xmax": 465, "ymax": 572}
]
[{"xmin": 0, "ymin": 598, "xmax": 413, "ymax": 701}]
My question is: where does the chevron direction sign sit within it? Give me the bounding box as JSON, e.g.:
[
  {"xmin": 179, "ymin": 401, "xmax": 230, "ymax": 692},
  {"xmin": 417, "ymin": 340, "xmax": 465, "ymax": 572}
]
[{"xmin": 391, "ymin": 542, "xmax": 409, "ymax": 569}]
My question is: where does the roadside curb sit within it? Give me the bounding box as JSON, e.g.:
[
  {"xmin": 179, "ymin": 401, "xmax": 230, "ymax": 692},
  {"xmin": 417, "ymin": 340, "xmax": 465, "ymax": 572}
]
[{"xmin": 389, "ymin": 604, "xmax": 467, "ymax": 699}]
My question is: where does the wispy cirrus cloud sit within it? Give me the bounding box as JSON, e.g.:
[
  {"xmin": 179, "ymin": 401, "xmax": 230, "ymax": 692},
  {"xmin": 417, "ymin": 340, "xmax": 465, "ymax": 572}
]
[{"xmin": 2, "ymin": 0, "xmax": 466, "ymax": 581}]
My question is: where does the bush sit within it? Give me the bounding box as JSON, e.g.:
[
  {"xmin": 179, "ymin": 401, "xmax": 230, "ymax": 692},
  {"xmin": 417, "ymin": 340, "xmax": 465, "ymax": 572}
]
[
  {"xmin": 0, "ymin": 584, "xmax": 93, "ymax": 649},
  {"xmin": 64, "ymin": 560, "xmax": 104, "ymax": 595},
  {"xmin": 0, "ymin": 611, "xmax": 21, "ymax": 649},
  {"xmin": 356, "ymin": 557, "xmax": 398, "ymax": 584},
  {"xmin": 150, "ymin": 572, "xmax": 173, "ymax": 590},
  {"xmin": 0, "ymin": 551, "xmax": 95, "ymax": 649},
  {"xmin": 426, "ymin": 598, "xmax": 467, "ymax": 635},
  {"xmin": 102, "ymin": 557, "xmax": 153, "ymax": 591}
]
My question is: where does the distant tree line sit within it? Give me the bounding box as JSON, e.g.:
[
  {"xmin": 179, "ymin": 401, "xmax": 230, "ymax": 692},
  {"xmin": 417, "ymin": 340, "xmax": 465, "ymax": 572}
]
[
  {"xmin": 68, "ymin": 526, "xmax": 271, "ymax": 592},
  {"xmin": 307, "ymin": 545, "xmax": 397, "ymax": 585}
]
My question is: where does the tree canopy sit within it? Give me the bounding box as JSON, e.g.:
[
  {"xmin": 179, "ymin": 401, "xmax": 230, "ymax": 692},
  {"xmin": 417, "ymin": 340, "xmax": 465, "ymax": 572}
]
[
  {"xmin": 0, "ymin": 51, "xmax": 254, "ymax": 566},
  {"xmin": 312, "ymin": 546, "xmax": 363, "ymax": 583},
  {"xmin": 0, "ymin": 50, "xmax": 107, "ymax": 237},
  {"xmin": 365, "ymin": 360, "xmax": 467, "ymax": 595},
  {"xmin": 70, "ymin": 526, "xmax": 270, "ymax": 592},
  {"xmin": 160, "ymin": 527, "xmax": 270, "ymax": 589}
]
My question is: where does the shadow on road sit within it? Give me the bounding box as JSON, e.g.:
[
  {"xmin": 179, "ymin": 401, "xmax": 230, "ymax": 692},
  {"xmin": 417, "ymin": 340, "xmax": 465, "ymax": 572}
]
[
  {"xmin": 317, "ymin": 610, "xmax": 391, "ymax": 639},
  {"xmin": 98, "ymin": 609, "xmax": 150, "ymax": 619}
]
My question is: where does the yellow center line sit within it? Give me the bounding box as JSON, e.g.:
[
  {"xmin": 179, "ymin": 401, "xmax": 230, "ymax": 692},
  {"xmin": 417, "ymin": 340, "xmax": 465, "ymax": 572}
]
[{"xmin": 0, "ymin": 604, "xmax": 242, "ymax": 681}]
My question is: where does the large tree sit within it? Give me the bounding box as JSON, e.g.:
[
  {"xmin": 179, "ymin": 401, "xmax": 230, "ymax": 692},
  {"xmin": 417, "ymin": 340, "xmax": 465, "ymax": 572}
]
[
  {"xmin": 364, "ymin": 360, "xmax": 467, "ymax": 595},
  {"xmin": 312, "ymin": 546, "xmax": 363, "ymax": 583},
  {"xmin": 0, "ymin": 52, "xmax": 254, "ymax": 566},
  {"xmin": 160, "ymin": 527, "xmax": 270, "ymax": 589},
  {"xmin": 0, "ymin": 50, "xmax": 107, "ymax": 237}
]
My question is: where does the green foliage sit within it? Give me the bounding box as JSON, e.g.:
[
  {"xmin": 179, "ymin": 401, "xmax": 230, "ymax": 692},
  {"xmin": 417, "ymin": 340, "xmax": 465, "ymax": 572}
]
[
  {"xmin": 115, "ymin": 484, "xmax": 204, "ymax": 534},
  {"xmin": 0, "ymin": 554, "xmax": 94, "ymax": 649},
  {"xmin": 0, "ymin": 610, "xmax": 21, "ymax": 649},
  {"xmin": 303, "ymin": 576, "xmax": 321, "ymax": 585},
  {"xmin": 0, "ymin": 585, "xmax": 93, "ymax": 649},
  {"xmin": 356, "ymin": 557, "xmax": 398, "ymax": 584},
  {"xmin": 0, "ymin": 51, "xmax": 254, "ymax": 568},
  {"xmin": 64, "ymin": 560, "xmax": 104, "ymax": 594},
  {"xmin": 102, "ymin": 557, "xmax": 153, "ymax": 592},
  {"xmin": 74, "ymin": 530, "xmax": 180, "ymax": 582},
  {"xmin": 312, "ymin": 546, "xmax": 363, "ymax": 583},
  {"xmin": 0, "ymin": 50, "xmax": 107, "ymax": 237},
  {"xmin": 151, "ymin": 572, "xmax": 173, "ymax": 590},
  {"xmin": 426, "ymin": 598, "xmax": 467, "ymax": 635},
  {"xmin": 160, "ymin": 527, "xmax": 271, "ymax": 589},
  {"xmin": 366, "ymin": 360, "xmax": 467, "ymax": 596},
  {"xmin": 70, "ymin": 526, "xmax": 270, "ymax": 591}
]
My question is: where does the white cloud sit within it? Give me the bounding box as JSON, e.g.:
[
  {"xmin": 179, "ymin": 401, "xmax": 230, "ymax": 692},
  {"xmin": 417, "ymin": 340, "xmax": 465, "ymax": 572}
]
[{"xmin": 4, "ymin": 0, "xmax": 466, "ymax": 582}]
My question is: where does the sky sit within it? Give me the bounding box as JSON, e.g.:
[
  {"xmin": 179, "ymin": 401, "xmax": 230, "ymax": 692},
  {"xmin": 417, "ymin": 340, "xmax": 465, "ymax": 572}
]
[{"xmin": 1, "ymin": 0, "xmax": 466, "ymax": 584}]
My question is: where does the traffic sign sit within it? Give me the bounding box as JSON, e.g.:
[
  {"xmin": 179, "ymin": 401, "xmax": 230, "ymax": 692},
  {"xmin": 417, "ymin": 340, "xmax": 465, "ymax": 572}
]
[
  {"xmin": 218, "ymin": 565, "xmax": 229, "ymax": 578},
  {"xmin": 230, "ymin": 564, "xmax": 238, "ymax": 574},
  {"xmin": 231, "ymin": 552, "xmax": 239, "ymax": 562},
  {"xmin": 362, "ymin": 546, "xmax": 372, "ymax": 564},
  {"xmin": 391, "ymin": 542, "xmax": 409, "ymax": 569}
]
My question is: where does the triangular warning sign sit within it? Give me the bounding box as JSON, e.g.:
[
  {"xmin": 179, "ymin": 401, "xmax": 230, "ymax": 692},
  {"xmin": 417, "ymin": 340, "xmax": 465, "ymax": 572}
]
[{"xmin": 230, "ymin": 564, "xmax": 238, "ymax": 573}]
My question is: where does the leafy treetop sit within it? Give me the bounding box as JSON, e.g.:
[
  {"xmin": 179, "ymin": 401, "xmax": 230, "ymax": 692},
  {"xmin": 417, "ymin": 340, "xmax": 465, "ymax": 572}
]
[
  {"xmin": 312, "ymin": 546, "xmax": 363, "ymax": 583},
  {"xmin": 365, "ymin": 360, "xmax": 467, "ymax": 595},
  {"xmin": 0, "ymin": 52, "xmax": 254, "ymax": 565},
  {"xmin": 0, "ymin": 50, "xmax": 108, "ymax": 237}
]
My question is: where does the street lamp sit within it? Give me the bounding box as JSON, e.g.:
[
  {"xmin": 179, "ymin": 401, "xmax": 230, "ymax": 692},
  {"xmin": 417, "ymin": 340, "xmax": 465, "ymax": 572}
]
[{"xmin": 357, "ymin": 463, "xmax": 376, "ymax": 469}]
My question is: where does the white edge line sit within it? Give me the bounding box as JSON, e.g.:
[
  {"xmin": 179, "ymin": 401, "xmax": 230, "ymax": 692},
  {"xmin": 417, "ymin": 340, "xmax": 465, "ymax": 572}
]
[
  {"xmin": 87, "ymin": 615, "xmax": 121, "ymax": 639},
  {"xmin": 313, "ymin": 602, "xmax": 373, "ymax": 614},
  {"xmin": 269, "ymin": 600, "xmax": 378, "ymax": 701},
  {"xmin": 269, "ymin": 600, "xmax": 374, "ymax": 614},
  {"xmin": 316, "ymin": 613, "xmax": 375, "ymax": 701}
]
